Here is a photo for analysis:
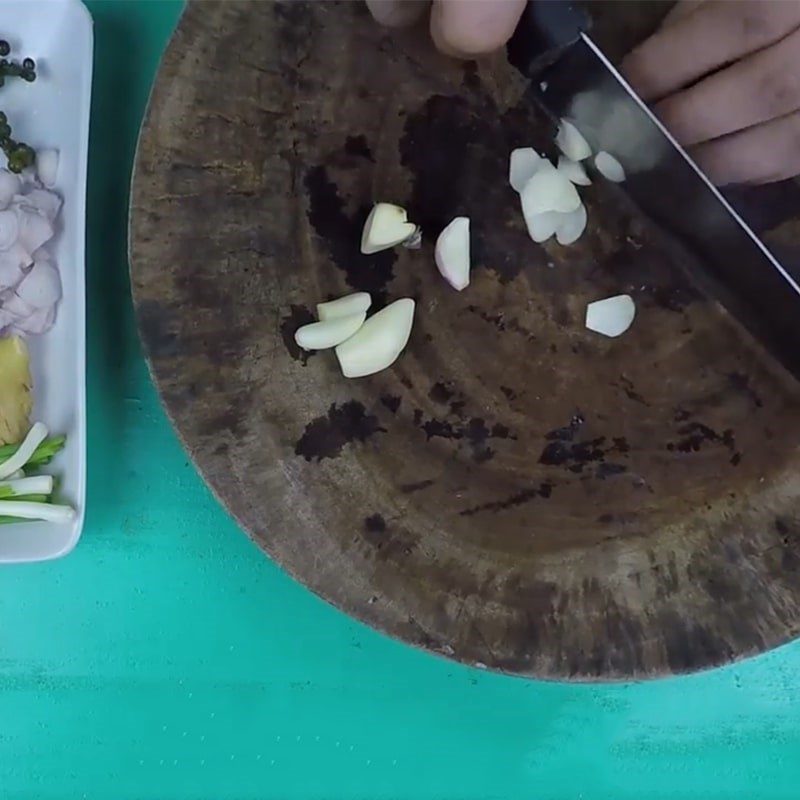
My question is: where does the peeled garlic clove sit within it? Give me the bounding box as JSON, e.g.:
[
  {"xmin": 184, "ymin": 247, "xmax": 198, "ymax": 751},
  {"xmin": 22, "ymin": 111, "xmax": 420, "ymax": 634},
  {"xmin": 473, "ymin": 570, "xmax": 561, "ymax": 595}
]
[
  {"xmin": 555, "ymin": 204, "xmax": 587, "ymax": 246},
  {"xmin": 294, "ymin": 311, "xmax": 366, "ymax": 351},
  {"xmin": 520, "ymin": 160, "xmax": 581, "ymax": 215},
  {"xmin": 585, "ymin": 294, "xmax": 636, "ymax": 337},
  {"xmin": 523, "ymin": 209, "xmax": 560, "ymax": 243},
  {"xmin": 509, "ymin": 147, "xmax": 542, "ymax": 192},
  {"xmin": 0, "ymin": 209, "xmax": 19, "ymax": 250},
  {"xmin": 435, "ymin": 216, "xmax": 470, "ymax": 291},
  {"xmin": 555, "ymin": 118, "xmax": 592, "ymax": 161},
  {"xmin": 16, "ymin": 259, "xmax": 62, "ymax": 309},
  {"xmin": 360, "ymin": 203, "xmax": 418, "ymax": 255},
  {"xmin": 335, "ymin": 298, "xmax": 414, "ymax": 378},
  {"xmin": 595, "ymin": 151, "xmax": 626, "ymax": 182},
  {"xmin": 0, "ymin": 170, "xmax": 21, "ymax": 209},
  {"xmin": 557, "ymin": 155, "xmax": 591, "ymax": 186},
  {"xmin": 317, "ymin": 291, "xmax": 371, "ymax": 321},
  {"xmin": 36, "ymin": 149, "xmax": 59, "ymax": 188}
]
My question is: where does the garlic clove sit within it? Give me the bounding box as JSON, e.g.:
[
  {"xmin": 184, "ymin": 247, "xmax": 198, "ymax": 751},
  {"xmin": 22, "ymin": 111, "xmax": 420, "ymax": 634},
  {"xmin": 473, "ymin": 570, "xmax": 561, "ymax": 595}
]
[
  {"xmin": 294, "ymin": 311, "xmax": 367, "ymax": 351},
  {"xmin": 435, "ymin": 216, "xmax": 470, "ymax": 291},
  {"xmin": 523, "ymin": 209, "xmax": 561, "ymax": 243},
  {"xmin": 36, "ymin": 149, "xmax": 59, "ymax": 188},
  {"xmin": 555, "ymin": 203, "xmax": 587, "ymax": 246},
  {"xmin": 335, "ymin": 298, "xmax": 415, "ymax": 378},
  {"xmin": 557, "ymin": 155, "xmax": 591, "ymax": 186},
  {"xmin": 360, "ymin": 203, "xmax": 418, "ymax": 255},
  {"xmin": 520, "ymin": 160, "xmax": 581, "ymax": 215},
  {"xmin": 317, "ymin": 291, "xmax": 372, "ymax": 322}
]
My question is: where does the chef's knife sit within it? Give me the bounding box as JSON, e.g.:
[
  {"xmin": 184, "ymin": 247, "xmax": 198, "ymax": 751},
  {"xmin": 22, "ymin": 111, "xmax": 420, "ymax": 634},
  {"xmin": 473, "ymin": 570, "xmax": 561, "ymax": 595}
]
[{"xmin": 508, "ymin": 2, "xmax": 800, "ymax": 380}]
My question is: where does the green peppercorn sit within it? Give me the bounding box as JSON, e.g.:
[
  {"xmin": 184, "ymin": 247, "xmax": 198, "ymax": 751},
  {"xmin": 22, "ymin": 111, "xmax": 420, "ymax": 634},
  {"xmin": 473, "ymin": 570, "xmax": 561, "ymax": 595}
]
[
  {"xmin": 0, "ymin": 42, "xmax": 9, "ymax": 58},
  {"xmin": 21, "ymin": 58, "xmax": 34, "ymax": 71}
]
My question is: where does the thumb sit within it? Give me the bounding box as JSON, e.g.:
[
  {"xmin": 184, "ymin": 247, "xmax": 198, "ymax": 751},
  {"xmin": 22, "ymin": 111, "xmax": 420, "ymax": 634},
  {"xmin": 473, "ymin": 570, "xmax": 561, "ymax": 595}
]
[{"xmin": 430, "ymin": 0, "xmax": 527, "ymax": 57}]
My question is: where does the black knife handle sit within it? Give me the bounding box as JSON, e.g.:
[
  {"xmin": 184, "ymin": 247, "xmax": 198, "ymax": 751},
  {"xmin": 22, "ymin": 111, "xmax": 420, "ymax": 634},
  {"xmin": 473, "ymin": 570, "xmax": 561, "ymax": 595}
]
[{"xmin": 507, "ymin": 1, "xmax": 592, "ymax": 76}]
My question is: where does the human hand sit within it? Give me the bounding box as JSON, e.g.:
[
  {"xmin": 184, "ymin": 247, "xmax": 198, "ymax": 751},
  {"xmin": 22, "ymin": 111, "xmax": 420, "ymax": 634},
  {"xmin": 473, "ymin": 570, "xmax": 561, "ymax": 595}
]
[
  {"xmin": 622, "ymin": 0, "xmax": 800, "ymax": 186},
  {"xmin": 366, "ymin": 0, "xmax": 526, "ymax": 57}
]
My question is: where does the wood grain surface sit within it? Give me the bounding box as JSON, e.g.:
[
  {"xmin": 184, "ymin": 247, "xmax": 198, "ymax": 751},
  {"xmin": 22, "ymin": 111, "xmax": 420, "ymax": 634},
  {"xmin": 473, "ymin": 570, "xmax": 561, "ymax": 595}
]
[{"xmin": 130, "ymin": 0, "xmax": 800, "ymax": 679}]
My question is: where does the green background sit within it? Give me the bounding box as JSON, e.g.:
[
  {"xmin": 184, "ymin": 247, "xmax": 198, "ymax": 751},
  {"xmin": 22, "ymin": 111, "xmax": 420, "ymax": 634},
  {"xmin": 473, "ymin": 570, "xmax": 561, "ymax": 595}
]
[{"xmin": 3, "ymin": 2, "xmax": 800, "ymax": 798}]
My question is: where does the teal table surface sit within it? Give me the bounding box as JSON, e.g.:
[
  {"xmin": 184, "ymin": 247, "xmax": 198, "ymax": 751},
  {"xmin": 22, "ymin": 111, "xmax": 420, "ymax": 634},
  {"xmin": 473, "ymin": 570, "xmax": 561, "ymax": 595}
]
[{"xmin": 4, "ymin": 2, "xmax": 800, "ymax": 799}]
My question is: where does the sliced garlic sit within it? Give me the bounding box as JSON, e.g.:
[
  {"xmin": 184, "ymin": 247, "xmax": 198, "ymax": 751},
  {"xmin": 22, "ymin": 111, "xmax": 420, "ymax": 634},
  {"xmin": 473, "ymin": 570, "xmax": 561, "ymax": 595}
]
[
  {"xmin": 317, "ymin": 291, "xmax": 371, "ymax": 321},
  {"xmin": 595, "ymin": 151, "xmax": 626, "ymax": 183},
  {"xmin": 585, "ymin": 294, "xmax": 635, "ymax": 337},
  {"xmin": 520, "ymin": 160, "xmax": 581, "ymax": 215},
  {"xmin": 435, "ymin": 216, "xmax": 470, "ymax": 291},
  {"xmin": 335, "ymin": 298, "xmax": 414, "ymax": 378},
  {"xmin": 555, "ymin": 203, "xmax": 587, "ymax": 246},
  {"xmin": 294, "ymin": 311, "xmax": 366, "ymax": 351},
  {"xmin": 555, "ymin": 119, "xmax": 591, "ymax": 161},
  {"xmin": 509, "ymin": 148, "xmax": 542, "ymax": 193},
  {"xmin": 557, "ymin": 155, "xmax": 591, "ymax": 186},
  {"xmin": 523, "ymin": 209, "xmax": 561, "ymax": 243},
  {"xmin": 360, "ymin": 203, "xmax": 418, "ymax": 255}
]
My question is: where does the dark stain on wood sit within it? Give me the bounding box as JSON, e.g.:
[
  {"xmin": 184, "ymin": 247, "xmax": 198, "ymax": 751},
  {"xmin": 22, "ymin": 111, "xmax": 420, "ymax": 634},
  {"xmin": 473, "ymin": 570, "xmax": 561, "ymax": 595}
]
[{"xmin": 295, "ymin": 401, "xmax": 386, "ymax": 461}]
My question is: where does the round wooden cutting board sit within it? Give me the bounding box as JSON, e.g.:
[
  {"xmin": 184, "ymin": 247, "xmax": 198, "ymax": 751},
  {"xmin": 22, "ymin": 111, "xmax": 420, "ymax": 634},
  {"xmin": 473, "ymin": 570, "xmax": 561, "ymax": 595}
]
[{"xmin": 130, "ymin": 0, "xmax": 800, "ymax": 680}]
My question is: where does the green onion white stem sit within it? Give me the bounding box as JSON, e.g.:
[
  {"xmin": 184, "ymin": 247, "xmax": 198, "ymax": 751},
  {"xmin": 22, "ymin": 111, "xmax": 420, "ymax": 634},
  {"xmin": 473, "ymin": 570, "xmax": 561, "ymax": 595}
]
[
  {"xmin": 0, "ymin": 475, "xmax": 53, "ymax": 496},
  {"xmin": 0, "ymin": 500, "xmax": 74, "ymax": 523}
]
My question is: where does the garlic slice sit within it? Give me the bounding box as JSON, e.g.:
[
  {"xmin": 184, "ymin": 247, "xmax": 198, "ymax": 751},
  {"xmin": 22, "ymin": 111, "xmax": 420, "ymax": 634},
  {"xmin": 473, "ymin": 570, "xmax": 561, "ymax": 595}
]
[
  {"xmin": 523, "ymin": 210, "xmax": 561, "ymax": 243},
  {"xmin": 555, "ymin": 119, "xmax": 591, "ymax": 161},
  {"xmin": 294, "ymin": 311, "xmax": 366, "ymax": 351},
  {"xmin": 520, "ymin": 160, "xmax": 581, "ymax": 215},
  {"xmin": 555, "ymin": 204, "xmax": 587, "ymax": 246},
  {"xmin": 435, "ymin": 216, "xmax": 470, "ymax": 291},
  {"xmin": 360, "ymin": 203, "xmax": 418, "ymax": 255},
  {"xmin": 557, "ymin": 155, "xmax": 591, "ymax": 186},
  {"xmin": 335, "ymin": 298, "xmax": 415, "ymax": 378},
  {"xmin": 585, "ymin": 294, "xmax": 635, "ymax": 337},
  {"xmin": 317, "ymin": 291, "xmax": 372, "ymax": 321},
  {"xmin": 595, "ymin": 151, "xmax": 626, "ymax": 183},
  {"xmin": 509, "ymin": 148, "xmax": 542, "ymax": 192}
]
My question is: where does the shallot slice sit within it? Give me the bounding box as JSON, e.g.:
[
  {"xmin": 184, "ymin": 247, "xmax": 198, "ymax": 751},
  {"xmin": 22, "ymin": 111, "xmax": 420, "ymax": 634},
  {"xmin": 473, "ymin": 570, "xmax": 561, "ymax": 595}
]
[
  {"xmin": 520, "ymin": 160, "xmax": 581, "ymax": 215},
  {"xmin": 555, "ymin": 204, "xmax": 587, "ymax": 246},
  {"xmin": 20, "ymin": 188, "xmax": 62, "ymax": 223},
  {"xmin": 317, "ymin": 291, "xmax": 371, "ymax": 321},
  {"xmin": 555, "ymin": 119, "xmax": 591, "ymax": 161},
  {"xmin": 509, "ymin": 148, "xmax": 542, "ymax": 192},
  {"xmin": 557, "ymin": 155, "xmax": 591, "ymax": 186},
  {"xmin": 0, "ymin": 243, "xmax": 30, "ymax": 289},
  {"xmin": 585, "ymin": 294, "xmax": 636, "ymax": 337},
  {"xmin": 595, "ymin": 151, "xmax": 626, "ymax": 183},
  {"xmin": 0, "ymin": 170, "xmax": 21, "ymax": 209},
  {"xmin": 360, "ymin": 203, "xmax": 418, "ymax": 255},
  {"xmin": 294, "ymin": 311, "xmax": 367, "ymax": 351},
  {"xmin": 435, "ymin": 216, "xmax": 470, "ymax": 291},
  {"xmin": 16, "ymin": 259, "xmax": 62, "ymax": 309},
  {"xmin": 335, "ymin": 298, "xmax": 414, "ymax": 378},
  {"xmin": 15, "ymin": 304, "xmax": 56, "ymax": 335},
  {"xmin": 36, "ymin": 149, "xmax": 59, "ymax": 188}
]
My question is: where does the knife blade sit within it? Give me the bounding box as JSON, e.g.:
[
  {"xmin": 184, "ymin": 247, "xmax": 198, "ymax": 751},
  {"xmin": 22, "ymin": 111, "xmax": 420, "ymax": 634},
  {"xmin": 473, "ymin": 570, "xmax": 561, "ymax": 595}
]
[{"xmin": 508, "ymin": 2, "xmax": 800, "ymax": 380}]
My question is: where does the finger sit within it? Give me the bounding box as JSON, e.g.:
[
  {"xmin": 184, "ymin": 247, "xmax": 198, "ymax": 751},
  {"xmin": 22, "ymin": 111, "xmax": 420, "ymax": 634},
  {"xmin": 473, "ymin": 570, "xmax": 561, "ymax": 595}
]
[
  {"xmin": 366, "ymin": 0, "xmax": 428, "ymax": 28},
  {"xmin": 621, "ymin": 0, "xmax": 800, "ymax": 102},
  {"xmin": 655, "ymin": 27, "xmax": 800, "ymax": 146},
  {"xmin": 692, "ymin": 109, "xmax": 800, "ymax": 185},
  {"xmin": 661, "ymin": 0, "xmax": 705, "ymax": 28},
  {"xmin": 430, "ymin": 0, "xmax": 526, "ymax": 57}
]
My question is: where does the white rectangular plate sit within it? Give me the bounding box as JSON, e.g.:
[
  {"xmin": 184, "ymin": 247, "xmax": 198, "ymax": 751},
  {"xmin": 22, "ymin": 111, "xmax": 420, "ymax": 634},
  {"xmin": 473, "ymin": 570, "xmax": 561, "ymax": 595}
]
[{"xmin": 0, "ymin": 0, "xmax": 92, "ymax": 562}]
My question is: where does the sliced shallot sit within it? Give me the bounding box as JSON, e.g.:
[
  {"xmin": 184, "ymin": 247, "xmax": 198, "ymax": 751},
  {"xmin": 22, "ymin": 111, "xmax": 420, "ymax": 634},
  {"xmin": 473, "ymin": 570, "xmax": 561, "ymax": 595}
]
[
  {"xmin": 0, "ymin": 209, "xmax": 19, "ymax": 250},
  {"xmin": 595, "ymin": 151, "xmax": 626, "ymax": 183},
  {"xmin": 557, "ymin": 155, "xmax": 591, "ymax": 186},
  {"xmin": 520, "ymin": 160, "xmax": 581, "ymax": 215},
  {"xmin": 555, "ymin": 204, "xmax": 587, "ymax": 246},
  {"xmin": 585, "ymin": 294, "xmax": 636, "ymax": 338},
  {"xmin": 435, "ymin": 216, "xmax": 470, "ymax": 291},
  {"xmin": 294, "ymin": 311, "xmax": 367, "ymax": 351},
  {"xmin": 555, "ymin": 119, "xmax": 591, "ymax": 161},
  {"xmin": 317, "ymin": 291, "xmax": 371, "ymax": 321},
  {"xmin": 335, "ymin": 298, "xmax": 414, "ymax": 378},
  {"xmin": 360, "ymin": 203, "xmax": 418, "ymax": 255},
  {"xmin": 0, "ymin": 170, "xmax": 21, "ymax": 209},
  {"xmin": 36, "ymin": 148, "xmax": 59, "ymax": 188},
  {"xmin": 19, "ymin": 188, "xmax": 62, "ymax": 223},
  {"xmin": 509, "ymin": 148, "xmax": 542, "ymax": 192},
  {"xmin": 15, "ymin": 206, "xmax": 54, "ymax": 253}
]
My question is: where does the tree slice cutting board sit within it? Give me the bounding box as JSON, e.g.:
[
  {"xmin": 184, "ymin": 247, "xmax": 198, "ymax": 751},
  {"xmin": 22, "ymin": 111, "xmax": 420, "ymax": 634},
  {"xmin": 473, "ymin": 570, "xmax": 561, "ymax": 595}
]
[{"xmin": 129, "ymin": 0, "xmax": 800, "ymax": 680}]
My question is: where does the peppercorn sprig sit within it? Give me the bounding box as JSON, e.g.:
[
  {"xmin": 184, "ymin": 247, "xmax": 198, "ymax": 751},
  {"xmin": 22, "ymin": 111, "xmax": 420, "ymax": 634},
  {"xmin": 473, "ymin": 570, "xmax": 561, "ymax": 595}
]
[{"xmin": 0, "ymin": 38, "xmax": 36, "ymax": 174}]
